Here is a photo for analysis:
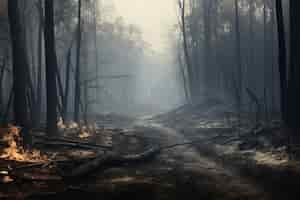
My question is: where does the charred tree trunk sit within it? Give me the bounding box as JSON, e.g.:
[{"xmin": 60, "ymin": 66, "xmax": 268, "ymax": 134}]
[
  {"xmin": 234, "ymin": 0, "xmax": 243, "ymax": 113},
  {"xmin": 203, "ymin": 0, "xmax": 213, "ymax": 97},
  {"xmin": 35, "ymin": 0, "xmax": 44, "ymax": 126},
  {"xmin": 62, "ymin": 43, "xmax": 73, "ymax": 120},
  {"xmin": 44, "ymin": 0, "xmax": 58, "ymax": 135},
  {"xmin": 74, "ymin": 0, "xmax": 82, "ymax": 122},
  {"xmin": 288, "ymin": 1, "xmax": 300, "ymax": 129},
  {"xmin": 275, "ymin": 0, "xmax": 288, "ymax": 122},
  {"xmin": 7, "ymin": 0, "xmax": 29, "ymax": 128},
  {"xmin": 0, "ymin": 58, "xmax": 6, "ymax": 114},
  {"xmin": 263, "ymin": 0, "xmax": 269, "ymax": 122},
  {"xmin": 249, "ymin": 0, "xmax": 254, "ymax": 71},
  {"xmin": 270, "ymin": 0, "xmax": 276, "ymax": 113},
  {"xmin": 2, "ymin": 87, "xmax": 13, "ymax": 126},
  {"xmin": 56, "ymin": 64, "xmax": 65, "ymax": 118},
  {"xmin": 93, "ymin": 0, "xmax": 100, "ymax": 102}
]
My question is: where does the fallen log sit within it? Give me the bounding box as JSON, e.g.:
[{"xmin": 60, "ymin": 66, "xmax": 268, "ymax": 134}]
[
  {"xmin": 64, "ymin": 146, "xmax": 161, "ymax": 178},
  {"xmin": 35, "ymin": 141, "xmax": 106, "ymax": 150},
  {"xmin": 33, "ymin": 135, "xmax": 112, "ymax": 149},
  {"xmin": 65, "ymin": 139, "xmax": 208, "ymax": 179},
  {"xmin": 13, "ymin": 172, "xmax": 62, "ymax": 182}
]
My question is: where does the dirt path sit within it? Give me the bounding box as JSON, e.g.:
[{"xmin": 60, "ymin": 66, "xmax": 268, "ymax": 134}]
[{"xmin": 134, "ymin": 118, "xmax": 270, "ymax": 200}]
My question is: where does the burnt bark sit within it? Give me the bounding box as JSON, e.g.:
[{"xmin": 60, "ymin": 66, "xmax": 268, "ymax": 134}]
[
  {"xmin": 7, "ymin": 0, "xmax": 29, "ymax": 128},
  {"xmin": 275, "ymin": 0, "xmax": 288, "ymax": 122},
  {"xmin": 234, "ymin": 0, "xmax": 243, "ymax": 113},
  {"xmin": 288, "ymin": 1, "xmax": 300, "ymax": 129},
  {"xmin": 36, "ymin": 0, "xmax": 44, "ymax": 125},
  {"xmin": 74, "ymin": 0, "xmax": 82, "ymax": 122},
  {"xmin": 65, "ymin": 147, "xmax": 160, "ymax": 178},
  {"xmin": 44, "ymin": 0, "xmax": 58, "ymax": 135},
  {"xmin": 62, "ymin": 43, "xmax": 73, "ymax": 120}
]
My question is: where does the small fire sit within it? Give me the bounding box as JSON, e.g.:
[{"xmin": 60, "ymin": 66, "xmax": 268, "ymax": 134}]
[
  {"xmin": 57, "ymin": 117, "xmax": 92, "ymax": 138},
  {"xmin": 78, "ymin": 126, "xmax": 91, "ymax": 139},
  {"xmin": 57, "ymin": 117, "xmax": 66, "ymax": 129},
  {"xmin": 0, "ymin": 126, "xmax": 48, "ymax": 162},
  {"xmin": 2, "ymin": 175, "xmax": 13, "ymax": 183},
  {"xmin": 57, "ymin": 117, "xmax": 80, "ymax": 130},
  {"xmin": 68, "ymin": 121, "xmax": 79, "ymax": 129}
]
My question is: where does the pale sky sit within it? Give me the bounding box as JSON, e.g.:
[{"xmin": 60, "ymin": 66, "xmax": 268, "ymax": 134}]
[{"xmin": 112, "ymin": 0, "xmax": 177, "ymax": 52}]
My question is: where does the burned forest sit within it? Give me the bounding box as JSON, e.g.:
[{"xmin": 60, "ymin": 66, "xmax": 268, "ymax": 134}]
[{"xmin": 0, "ymin": 0, "xmax": 300, "ymax": 199}]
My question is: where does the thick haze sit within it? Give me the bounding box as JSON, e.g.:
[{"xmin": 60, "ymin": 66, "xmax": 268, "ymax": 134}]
[
  {"xmin": 113, "ymin": 0, "xmax": 177, "ymax": 52},
  {"xmin": 107, "ymin": 0, "xmax": 184, "ymax": 115}
]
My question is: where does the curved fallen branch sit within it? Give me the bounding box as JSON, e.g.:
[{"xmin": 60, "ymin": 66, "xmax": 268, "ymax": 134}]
[
  {"xmin": 64, "ymin": 146, "xmax": 161, "ymax": 178},
  {"xmin": 33, "ymin": 135, "xmax": 112, "ymax": 149},
  {"xmin": 64, "ymin": 139, "xmax": 208, "ymax": 179}
]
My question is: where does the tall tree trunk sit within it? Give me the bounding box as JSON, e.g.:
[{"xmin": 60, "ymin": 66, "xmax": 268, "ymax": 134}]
[
  {"xmin": 203, "ymin": 0, "xmax": 213, "ymax": 97},
  {"xmin": 247, "ymin": 0, "xmax": 255, "ymax": 110},
  {"xmin": 2, "ymin": 87, "xmax": 13, "ymax": 126},
  {"xmin": 7, "ymin": 0, "xmax": 29, "ymax": 128},
  {"xmin": 74, "ymin": 0, "xmax": 82, "ymax": 122},
  {"xmin": 263, "ymin": 0, "xmax": 269, "ymax": 121},
  {"xmin": 234, "ymin": 0, "xmax": 243, "ymax": 112},
  {"xmin": 93, "ymin": 0, "xmax": 100, "ymax": 102},
  {"xmin": 249, "ymin": 0, "xmax": 254, "ymax": 69},
  {"xmin": 275, "ymin": 0, "xmax": 287, "ymax": 122},
  {"xmin": 270, "ymin": 0, "xmax": 276, "ymax": 114},
  {"xmin": 62, "ymin": 43, "xmax": 73, "ymax": 120},
  {"xmin": 179, "ymin": 0, "xmax": 194, "ymax": 103},
  {"xmin": 55, "ymin": 63, "xmax": 65, "ymax": 117},
  {"xmin": 177, "ymin": 45, "xmax": 189, "ymax": 102},
  {"xmin": 44, "ymin": 0, "xmax": 58, "ymax": 135},
  {"xmin": 289, "ymin": 1, "xmax": 300, "ymax": 129},
  {"xmin": 35, "ymin": 0, "xmax": 44, "ymax": 126},
  {"xmin": 0, "ymin": 58, "xmax": 6, "ymax": 114}
]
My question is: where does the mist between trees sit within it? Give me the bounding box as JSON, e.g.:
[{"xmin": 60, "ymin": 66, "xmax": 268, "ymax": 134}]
[{"xmin": 1, "ymin": 0, "xmax": 299, "ymax": 135}]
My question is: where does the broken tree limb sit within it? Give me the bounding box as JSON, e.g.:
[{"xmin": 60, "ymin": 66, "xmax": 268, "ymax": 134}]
[
  {"xmin": 65, "ymin": 140, "xmax": 208, "ymax": 179},
  {"xmin": 33, "ymin": 135, "xmax": 112, "ymax": 149},
  {"xmin": 64, "ymin": 146, "xmax": 161, "ymax": 178},
  {"xmin": 15, "ymin": 162, "xmax": 48, "ymax": 170},
  {"xmin": 36, "ymin": 140, "xmax": 107, "ymax": 150},
  {"xmin": 12, "ymin": 172, "xmax": 62, "ymax": 182}
]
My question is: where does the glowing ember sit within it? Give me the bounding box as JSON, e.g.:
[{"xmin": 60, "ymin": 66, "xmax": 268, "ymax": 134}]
[
  {"xmin": 68, "ymin": 121, "xmax": 79, "ymax": 129},
  {"xmin": 0, "ymin": 171, "xmax": 8, "ymax": 175},
  {"xmin": 78, "ymin": 126, "xmax": 91, "ymax": 139},
  {"xmin": 2, "ymin": 176, "xmax": 13, "ymax": 183},
  {"xmin": 58, "ymin": 117, "xmax": 81, "ymax": 130},
  {"xmin": 57, "ymin": 118, "xmax": 92, "ymax": 138},
  {"xmin": 57, "ymin": 117, "xmax": 66, "ymax": 130},
  {"xmin": 0, "ymin": 127, "xmax": 48, "ymax": 162},
  {"xmin": 110, "ymin": 176, "xmax": 135, "ymax": 183},
  {"xmin": 254, "ymin": 151, "xmax": 288, "ymax": 166}
]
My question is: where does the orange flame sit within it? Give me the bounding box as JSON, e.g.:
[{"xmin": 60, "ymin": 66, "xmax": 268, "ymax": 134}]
[
  {"xmin": 0, "ymin": 126, "xmax": 48, "ymax": 163},
  {"xmin": 2, "ymin": 176, "xmax": 13, "ymax": 183},
  {"xmin": 57, "ymin": 117, "xmax": 91, "ymax": 138},
  {"xmin": 57, "ymin": 117, "xmax": 66, "ymax": 129},
  {"xmin": 57, "ymin": 117, "xmax": 79, "ymax": 130},
  {"xmin": 78, "ymin": 126, "xmax": 91, "ymax": 138},
  {"xmin": 68, "ymin": 121, "xmax": 79, "ymax": 129}
]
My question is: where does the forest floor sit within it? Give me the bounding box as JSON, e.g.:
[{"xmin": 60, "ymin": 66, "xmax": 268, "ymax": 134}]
[{"xmin": 1, "ymin": 103, "xmax": 300, "ymax": 200}]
